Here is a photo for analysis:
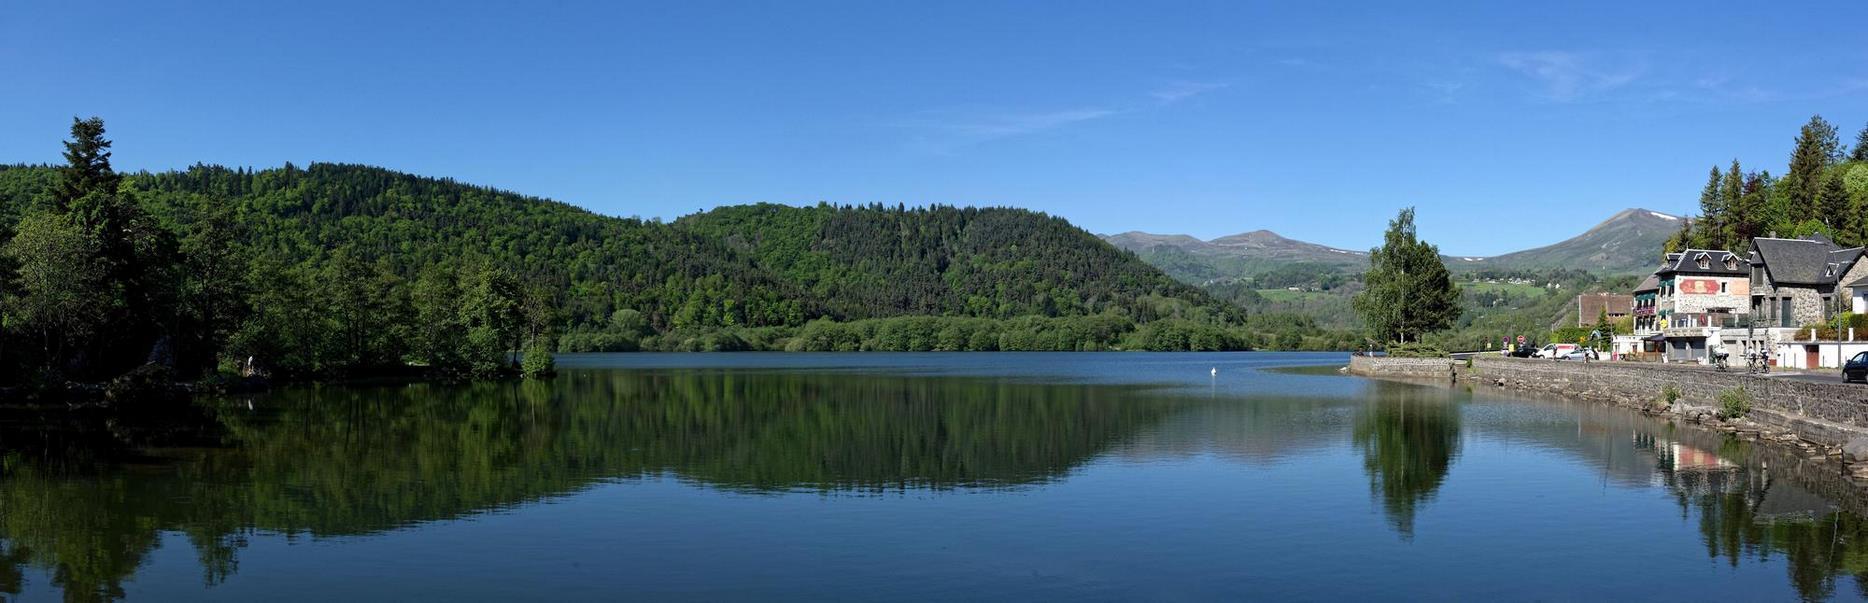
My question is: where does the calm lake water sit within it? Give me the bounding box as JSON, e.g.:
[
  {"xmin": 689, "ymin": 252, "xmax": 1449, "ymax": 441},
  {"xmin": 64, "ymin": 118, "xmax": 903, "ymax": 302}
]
[{"xmin": 4, "ymin": 352, "xmax": 1868, "ymax": 601}]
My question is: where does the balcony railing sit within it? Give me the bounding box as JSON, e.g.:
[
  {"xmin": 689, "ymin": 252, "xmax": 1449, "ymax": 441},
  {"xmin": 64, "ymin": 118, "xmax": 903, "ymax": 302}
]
[{"xmin": 1664, "ymin": 312, "xmax": 1744, "ymax": 329}]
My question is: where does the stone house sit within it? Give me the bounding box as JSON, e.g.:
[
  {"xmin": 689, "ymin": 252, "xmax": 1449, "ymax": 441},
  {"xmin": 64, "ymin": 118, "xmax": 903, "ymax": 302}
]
[
  {"xmin": 1655, "ymin": 249, "xmax": 1749, "ymax": 329},
  {"xmin": 1748, "ymin": 235, "xmax": 1868, "ymax": 328},
  {"xmin": 1651, "ymin": 249, "xmax": 1749, "ymax": 363}
]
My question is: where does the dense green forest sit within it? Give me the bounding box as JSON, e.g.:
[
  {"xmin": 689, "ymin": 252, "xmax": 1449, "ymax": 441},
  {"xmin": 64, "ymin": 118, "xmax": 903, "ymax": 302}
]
[
  {"xmin": 0, "ymin": 119, "xmax": 1320, "ymax": 390},
  {"xmin": 1668, "ymin": 115, "xmax": 1868, "ymax": 252}
]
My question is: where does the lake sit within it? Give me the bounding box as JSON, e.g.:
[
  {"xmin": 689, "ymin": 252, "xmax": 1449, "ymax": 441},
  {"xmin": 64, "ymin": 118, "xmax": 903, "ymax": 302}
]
[{"xmin": 3, "ymin": 352, "xmax": 1866, "ymax": 601}]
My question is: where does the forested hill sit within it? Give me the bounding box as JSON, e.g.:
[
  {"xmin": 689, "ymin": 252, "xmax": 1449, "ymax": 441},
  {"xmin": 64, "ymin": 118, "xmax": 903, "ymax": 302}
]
[
  {"xmin": 122, "ymin": 163, "xmax": 824, "ymax": 330},
  {"xmin": 675, "ymin": 203, "xmax": 1238, "ymax": 323},
  {"xmin": 118, "ymin": 164, "xmax": 1237, "ymax": 327},
  {"xmin": 0, "ymin": 160, "xmax": 1260, "ymax": 382}
]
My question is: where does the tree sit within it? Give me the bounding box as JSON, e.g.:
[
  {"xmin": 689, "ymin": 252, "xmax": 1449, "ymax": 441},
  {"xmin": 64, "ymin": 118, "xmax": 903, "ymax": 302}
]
[
  {"xmin": 1352, "ymin": 208, "xmax": 1461, "ymax": 344},
  {"xmin": 1592, "ymin": 308, "xmax": 1614, "ymax": 351},
  {"xmin": 53, "ymin": 117, "xmax": 118, "ymax": 210},
  {"xmin": 1852, "ymin": 121, "xmax": 1868, "ymax": 163},
  {"xmin": 1695, "ymin": 165, "xmax": 1725, "ymax": 248},
  {"xmin": 1822, "ymin": 170, "xmax": 1854, "ymax": 245},
  {"xmin": 172, "ymin": 196, "xmax": 248, "ymax": 377},
  {"xmin": 1662, "ymin": 217, "xmax": 1692, "ymax": 256},
  {"xmin": 1722, "ymin": 160, "xmax": 1753, "ymax": 246},
  {"xmin": 1, "ymin": 210, "xmax": 110, "ymax": 369},
  {"xmin": 1783, "ymin": 115, "xmax": 1841, "ymax": 224}
]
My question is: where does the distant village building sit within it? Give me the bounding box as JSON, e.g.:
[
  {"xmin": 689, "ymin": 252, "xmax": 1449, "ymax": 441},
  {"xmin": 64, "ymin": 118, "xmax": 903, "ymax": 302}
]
[
  {"xmin": 1748, "ymin": 235, "xmax": 1867, "ymax": 328},
  {"xmin": 1574, "ymin": 292, "xmax": 1632, "ymax": 327}
]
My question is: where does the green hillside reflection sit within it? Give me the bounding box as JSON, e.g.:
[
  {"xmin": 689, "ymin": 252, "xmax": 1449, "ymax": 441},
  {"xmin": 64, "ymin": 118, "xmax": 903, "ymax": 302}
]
[{"xmin": 0, "ymin": 370, "xmax": 1179, "ymax": 601}]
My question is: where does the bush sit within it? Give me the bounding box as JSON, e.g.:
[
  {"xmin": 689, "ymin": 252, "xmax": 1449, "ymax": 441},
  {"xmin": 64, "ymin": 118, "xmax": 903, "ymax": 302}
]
[
  {"xmin": 1717, "ymin": 386, "xmax": 1751, "ymax": 420},
  {"xmin": 1386, "ymin": 342, "xmax": 1448, "ymax": 358},
  {"xmin": 104, "ymin": 363, "xmax": 181, "ymax": 404},
  {"xmin": 1654, "ymin": 383, "xmax": 1681, "ymax": 412},
  {"xmin": 556, "ymin": 331, "xmax": 638, "ymax": 353},
  {"xmin": 521, "ymin": 339, "xmax": 556, "ymax": 379}
]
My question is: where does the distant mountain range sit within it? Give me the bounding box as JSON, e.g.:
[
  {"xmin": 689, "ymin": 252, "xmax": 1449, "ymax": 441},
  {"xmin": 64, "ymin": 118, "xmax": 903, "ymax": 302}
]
[{"xmin": 1103, "ymin": 208, "xmax": 1679, "ymax": 283}]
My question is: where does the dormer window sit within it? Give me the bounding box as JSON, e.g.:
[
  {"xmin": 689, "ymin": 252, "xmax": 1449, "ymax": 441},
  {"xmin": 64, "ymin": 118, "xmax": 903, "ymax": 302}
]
[
  {"xmin": 1723, "ymin": 256, "xmax": 1738, "ymax": 271},
  {"xmin": 1694, "ymin": 252, "xmax": 1710, "ymax": 269}
]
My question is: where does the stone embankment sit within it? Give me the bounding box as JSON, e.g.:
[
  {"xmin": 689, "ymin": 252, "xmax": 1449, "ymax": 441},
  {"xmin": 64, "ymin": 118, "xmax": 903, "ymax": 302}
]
[{"xmin": 1348, "ymin": 355, "xmax": 1868, "ymax": 477}]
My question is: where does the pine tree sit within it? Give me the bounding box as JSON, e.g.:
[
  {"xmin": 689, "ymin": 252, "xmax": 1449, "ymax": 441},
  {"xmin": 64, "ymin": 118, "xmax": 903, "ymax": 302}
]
[
  {"xmin": 1593, "ymin": 308, "xmax": 1614, "ymax": 350},
  {"xmin": 1663, "ymin": 217, "xmax": 1692, "ymax": 256},
  {"xmin": 53, "ymin": 117, "xmax": 119, "ymax": 209},
  {"xmin": 1853, "ymin": 122, "xmax": 1868, "ymax": 163},
  {"xmin": 1822, "ymin": 170, "xmax": 1855, "ymax": 245},
  {"xmin": 1695, "ymin": 165, "xmax": 1724, "ymax": 248},
  {"xmin": 1784, "ymin": 115, "xmax": 1841, "ymax": 224},
  {"xmin": 1352, "ymin": 208, "xmax": 1461, "ymax": 344},
  {"xmin": 1721, "ymin": 160, "xmax": 1746, "ymax": 247}
]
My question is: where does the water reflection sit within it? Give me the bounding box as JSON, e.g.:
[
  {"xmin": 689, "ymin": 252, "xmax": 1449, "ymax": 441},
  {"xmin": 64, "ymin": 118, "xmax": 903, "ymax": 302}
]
[
  {"xmin": 1352, "ymin": 384, "xmax": 1462, "ymax": 540},
  {"xmin": 3, "ymin": 365, "xmax": 1868, "ymax": 600},
  {"xmin": 0, "ymin": 370, "xmax": 1178, "ymax": 600}
]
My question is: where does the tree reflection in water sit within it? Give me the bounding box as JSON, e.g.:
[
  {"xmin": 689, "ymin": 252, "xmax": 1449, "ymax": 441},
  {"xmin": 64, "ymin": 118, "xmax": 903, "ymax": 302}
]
[
  {"xmin": 0, "ymin": 370, "xmax": 1176, "ymax": 601},
  {"xmin": 1657, "ymin": 436, "xmax": 1868, "ymax": 603},
  {"xmin": 9, "ymin": 369, "xmax": 1868, "ymax": 601},
  {"xmin": 1351, "ymin": 382, "xmax": 1463, "ymax": 540}
]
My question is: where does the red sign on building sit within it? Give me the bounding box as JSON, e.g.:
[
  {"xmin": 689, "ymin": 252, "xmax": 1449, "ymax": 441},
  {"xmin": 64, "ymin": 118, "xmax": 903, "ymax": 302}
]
[{"xmin": 1678, "ymin": 279, "xmax": 1720, "ymax": 295}]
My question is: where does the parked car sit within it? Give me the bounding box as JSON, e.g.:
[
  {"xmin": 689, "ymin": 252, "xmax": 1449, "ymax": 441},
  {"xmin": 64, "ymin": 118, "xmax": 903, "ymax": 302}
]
[
  {"xmin": 1845, "ymin": 351, "xmax": 1868, "ymax": 383},
  {"xmin": 1536, "ymin": 344, "xmax": 1580, "ymax": 359},
  {"xmin": 1508, "ymin": 345, "xmax": 1539, "ymax": 358},
  {"xmin": 1561, "ymin": 348, "xmax": 1599, "ymax": 361}
]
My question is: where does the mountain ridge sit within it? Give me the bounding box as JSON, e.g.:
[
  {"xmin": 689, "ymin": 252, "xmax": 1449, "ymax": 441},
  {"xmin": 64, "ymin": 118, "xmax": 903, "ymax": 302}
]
[{"xmin": 1104, "ymin": 207, "xmax": 1679, "ymax": 278}]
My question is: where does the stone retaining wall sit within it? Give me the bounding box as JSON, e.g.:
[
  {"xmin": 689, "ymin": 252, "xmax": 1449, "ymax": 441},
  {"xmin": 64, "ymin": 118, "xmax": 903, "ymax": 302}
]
[
  {"xmin": 1348, "ymin": 355, "xmax": 1868, "ymax": 446},
  {"xmin": 1345, "ymin": 355, "xmax": 1457, "ymax": 380}
]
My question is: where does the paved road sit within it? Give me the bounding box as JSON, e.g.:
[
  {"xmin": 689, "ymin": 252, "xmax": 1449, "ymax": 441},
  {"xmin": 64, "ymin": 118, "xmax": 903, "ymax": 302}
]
[{"xmin": 1772, "ymin": 369, "xmax": 1860, "ymax": 385}]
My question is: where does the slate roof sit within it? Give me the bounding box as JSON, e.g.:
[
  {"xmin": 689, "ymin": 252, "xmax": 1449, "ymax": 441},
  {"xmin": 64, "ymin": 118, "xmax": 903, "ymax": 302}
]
[
  {"xmin": 1658, "ymin": 249, "xmax": 1747, "ymax": 276},
  {"xmin": 1633, "ymin": 274, "xmax": 1660, "ymax": 292},
  {"xmin": 1752, "ymin": 237, "xmax": 1865, "ymax": 286}
]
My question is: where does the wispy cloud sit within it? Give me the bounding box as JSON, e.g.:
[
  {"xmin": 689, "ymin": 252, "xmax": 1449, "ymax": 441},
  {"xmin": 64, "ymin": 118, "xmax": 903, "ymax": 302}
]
[
  {"xmin": 1496, "ymin": 51, "xmax": 1643, "ymax": 102},
  {"xmin": 1149, "ymin": 80, "xmax": 1228, "ymax": 105},
  {"xmin": 1692, "ymin": 75, "xmax": 1778, "ymax": 103},
  {"xmin": 898, "ymin": 107, "xmax": 1120, "ymax": 154},
  {"xmin": 898, "ymin": 80, "xmax": 1224, "ymax": 154}
]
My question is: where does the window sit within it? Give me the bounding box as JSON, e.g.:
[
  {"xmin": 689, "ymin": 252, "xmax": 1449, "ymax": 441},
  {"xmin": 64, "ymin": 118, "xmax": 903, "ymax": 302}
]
[{"xmin": 1719, "ymin": 282, "xmax": 1727, "ymax": 293}]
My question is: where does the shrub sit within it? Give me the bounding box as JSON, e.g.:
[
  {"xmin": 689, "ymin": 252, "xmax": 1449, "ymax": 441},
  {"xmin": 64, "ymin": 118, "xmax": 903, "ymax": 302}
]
[
  {"xmin": 1654, "ymin": 383, "xmax": 1681, "ymax": 412},
  {"xmin": 1717, "ymin": 386, "xmax": 1752, "ymax": 420},
  {"xmin": 104, "ymin": 363, "xmax": 181, "ymax": 404},
  {"xmin": 521, "ymin": 339, "xmax": 556, "ymax": 379},
  {"xmin": 1386, "ymin": 342, "xmax": 1448, "ymax": 358}
]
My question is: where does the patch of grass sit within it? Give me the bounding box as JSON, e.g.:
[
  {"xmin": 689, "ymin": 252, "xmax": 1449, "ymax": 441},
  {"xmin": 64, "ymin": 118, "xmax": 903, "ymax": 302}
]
[{"xmin": 1717, "ymin": 386, "xmax": 1751, "ymax": 420}]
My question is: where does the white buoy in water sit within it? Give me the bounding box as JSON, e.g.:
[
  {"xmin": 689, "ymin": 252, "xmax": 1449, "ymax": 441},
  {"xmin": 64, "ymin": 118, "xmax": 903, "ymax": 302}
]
[{"xmin": 1210, "ymin": 367, "xmax": 1218, "ymax": 377}]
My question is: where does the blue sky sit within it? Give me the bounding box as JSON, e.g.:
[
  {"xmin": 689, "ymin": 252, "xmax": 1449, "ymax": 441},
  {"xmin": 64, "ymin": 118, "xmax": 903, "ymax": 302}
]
[{"xmin": 4, "ymin": 2, "xmax": 1866, "ymax": 255}]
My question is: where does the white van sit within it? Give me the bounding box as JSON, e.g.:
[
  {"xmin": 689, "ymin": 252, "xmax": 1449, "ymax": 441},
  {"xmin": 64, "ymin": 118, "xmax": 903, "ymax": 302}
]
[{"xmin": 1536, "ymin": 343, "xmax": 1580, "ymax": 359}]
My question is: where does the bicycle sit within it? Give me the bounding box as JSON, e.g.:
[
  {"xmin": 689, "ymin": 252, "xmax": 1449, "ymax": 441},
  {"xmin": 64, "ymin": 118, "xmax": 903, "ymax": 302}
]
[
  {"xmin": 1747, "ymin": 352, "xmax": 1770, "ymax": 374},
  {"xmin": 1712, "ymin": 352, "xmax": 1729, "ymax": 372}
]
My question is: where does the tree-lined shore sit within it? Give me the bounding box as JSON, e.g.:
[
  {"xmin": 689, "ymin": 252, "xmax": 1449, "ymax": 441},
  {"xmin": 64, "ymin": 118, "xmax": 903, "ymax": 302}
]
[{"xmin": 2, "ymin": 119, "xmax": 1348, "ymax": 396}]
